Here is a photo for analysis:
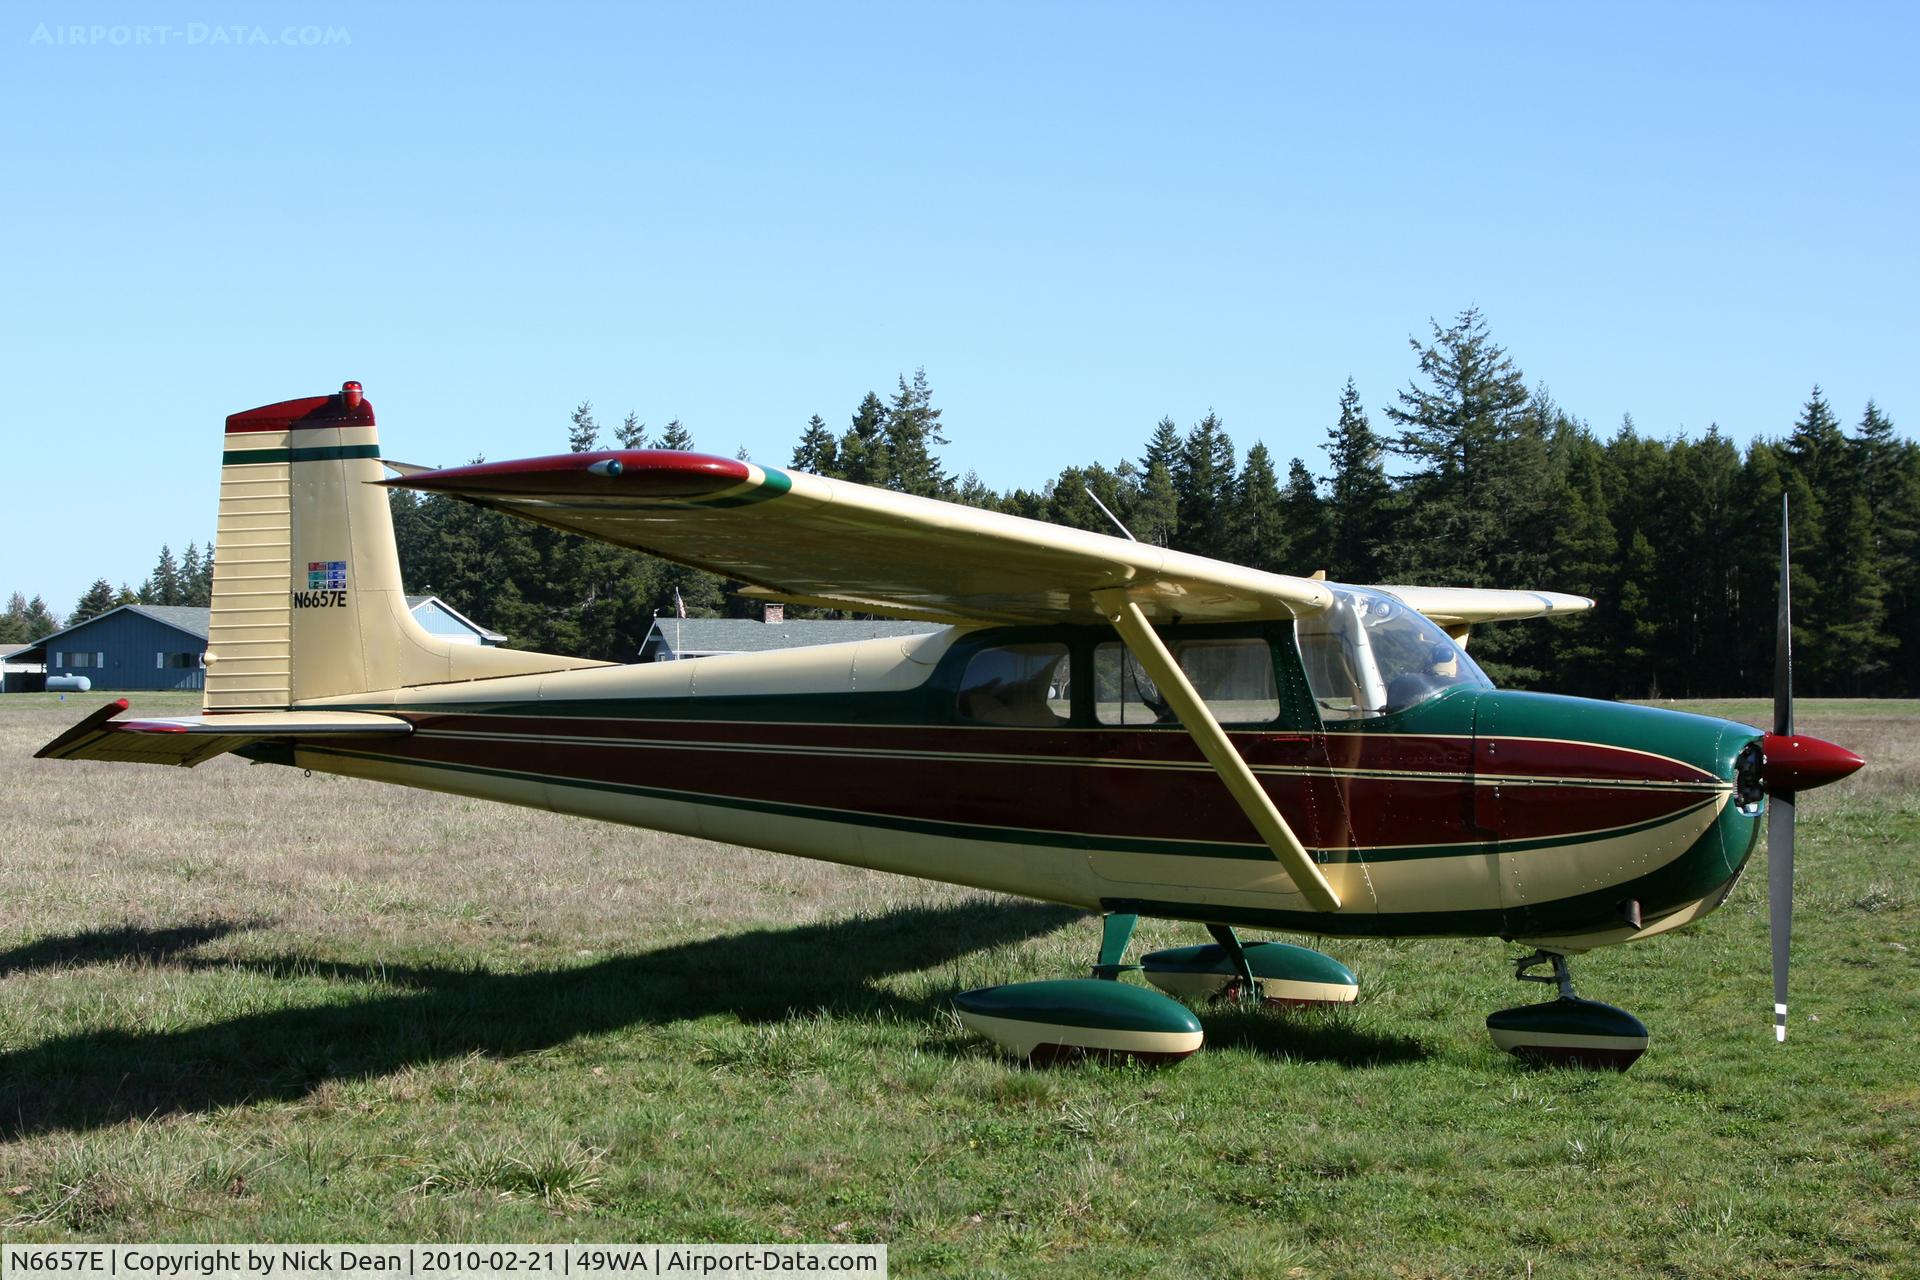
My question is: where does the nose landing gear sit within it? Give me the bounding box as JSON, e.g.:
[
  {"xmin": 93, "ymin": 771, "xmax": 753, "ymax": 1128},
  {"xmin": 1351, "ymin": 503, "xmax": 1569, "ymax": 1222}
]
[{"xmin": 1487, "ymin": 950, "xmax": 1649, "ymax": 1071}]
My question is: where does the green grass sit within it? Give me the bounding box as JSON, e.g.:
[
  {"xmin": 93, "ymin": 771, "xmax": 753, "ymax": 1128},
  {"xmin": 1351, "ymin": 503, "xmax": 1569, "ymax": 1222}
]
[{"xmin": 0, "ymin": 695, "xmax": 1915, "ymax": 1277}]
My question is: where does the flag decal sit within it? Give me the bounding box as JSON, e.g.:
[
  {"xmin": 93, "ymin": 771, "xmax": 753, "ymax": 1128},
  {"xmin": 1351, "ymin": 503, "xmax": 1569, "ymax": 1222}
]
[{"xmin": 308, "ymin": 561, "xmax": 348, "ymax": 590}]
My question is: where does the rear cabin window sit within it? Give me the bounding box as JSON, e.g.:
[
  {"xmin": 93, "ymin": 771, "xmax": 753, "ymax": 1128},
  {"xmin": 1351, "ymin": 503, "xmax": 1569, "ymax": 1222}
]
[
  {"xmin": 1094, "ymin": 638, "xmax": 1279, "ymax": 725},
  {"xmin": 956, "ymin": 643, "xmax": 1071, "ymax": 726}
]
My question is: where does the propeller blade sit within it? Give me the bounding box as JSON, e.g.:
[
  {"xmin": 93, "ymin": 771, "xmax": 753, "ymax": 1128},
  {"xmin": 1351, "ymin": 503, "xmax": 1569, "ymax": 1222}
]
[
  {"xmin": 1770, "ymin": 491, "xmax": 1794, "ymax": 1043},
  {"xmin": 1768, "ymin": 791, "xmax": 1794, "ymax": 1043},
  {"xmin": 1775, "ymin": 494, "xmax": 1793, "ymax": 738}
]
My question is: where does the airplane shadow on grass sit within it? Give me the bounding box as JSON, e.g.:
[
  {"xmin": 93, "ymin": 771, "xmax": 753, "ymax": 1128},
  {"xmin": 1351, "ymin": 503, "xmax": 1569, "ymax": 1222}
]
[
  {"xmin": 0, "ymin": 919, "xmax": 261, "ymax": 977},
  {"xmin": 0, "ymin": 902, "xmax": 1076, "ymax": 1138},
  {"xmin": 0, "ymin": 904, "xmax": 1430, "ymax": 1137}
]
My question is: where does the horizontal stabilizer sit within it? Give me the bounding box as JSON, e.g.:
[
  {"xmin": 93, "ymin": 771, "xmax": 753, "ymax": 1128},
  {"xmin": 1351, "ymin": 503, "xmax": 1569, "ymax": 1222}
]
[{"xmin": 33, "ymin": 700, "xmax": 412, "ymax": 768}]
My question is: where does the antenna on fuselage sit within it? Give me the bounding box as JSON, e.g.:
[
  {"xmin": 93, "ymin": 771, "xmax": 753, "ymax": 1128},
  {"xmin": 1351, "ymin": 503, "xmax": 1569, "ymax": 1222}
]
[{"xmin": 1085, "ymin": 487, "xmax": 1137, "ymax": 542}]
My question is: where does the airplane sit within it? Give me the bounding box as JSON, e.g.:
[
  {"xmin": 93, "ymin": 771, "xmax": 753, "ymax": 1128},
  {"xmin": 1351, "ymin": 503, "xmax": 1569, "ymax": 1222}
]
[{"xmin": 32, "ymin": 382, "xmax": 1864, "ymax": 1070}]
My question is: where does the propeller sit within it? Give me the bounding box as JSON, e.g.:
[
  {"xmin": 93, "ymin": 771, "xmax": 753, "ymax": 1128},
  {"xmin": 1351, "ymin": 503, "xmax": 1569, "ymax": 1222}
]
[
  {"xmin": 1758, "ymin": 494, "xmax": 1865, "ymax": 1042},
  {"xmin": 1770, "ymin": 496, "xmax": 1795, "ymax": 1043}
]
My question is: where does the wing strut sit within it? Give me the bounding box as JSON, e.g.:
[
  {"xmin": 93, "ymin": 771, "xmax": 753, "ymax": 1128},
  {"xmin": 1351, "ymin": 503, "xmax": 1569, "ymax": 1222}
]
[{"xmin": 1096, "ymin": 590, "xmax": 1342, "ymax": 912}]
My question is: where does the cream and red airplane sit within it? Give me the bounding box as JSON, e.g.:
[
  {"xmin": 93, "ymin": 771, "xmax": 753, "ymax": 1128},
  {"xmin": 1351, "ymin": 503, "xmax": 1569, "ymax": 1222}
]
[{"xmin": 35, "ymin": 383, "xmax": 1862, "ymax": 1069}]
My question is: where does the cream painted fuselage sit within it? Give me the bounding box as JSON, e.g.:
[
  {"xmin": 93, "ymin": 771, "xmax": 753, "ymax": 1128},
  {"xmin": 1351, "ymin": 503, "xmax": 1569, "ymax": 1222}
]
[{"xmin": 267, "ymin": 625, "xmax": 1766, "ymax": 953}]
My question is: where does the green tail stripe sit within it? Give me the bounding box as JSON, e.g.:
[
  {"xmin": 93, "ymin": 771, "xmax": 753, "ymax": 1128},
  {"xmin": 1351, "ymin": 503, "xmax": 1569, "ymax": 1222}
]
[{"xmin": 222, "ymin": 445, "xmax": 382, "ymax": 466}]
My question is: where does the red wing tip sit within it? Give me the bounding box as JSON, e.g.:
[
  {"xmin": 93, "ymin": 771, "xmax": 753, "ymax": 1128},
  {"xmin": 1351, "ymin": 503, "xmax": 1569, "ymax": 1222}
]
[
  {"xmin": 386, "ymin": 450, "xmax": 753, "ymax": 498},
  {"xmin": 118, "ymin": 720, "xmax": 188, "ymax": 733}
]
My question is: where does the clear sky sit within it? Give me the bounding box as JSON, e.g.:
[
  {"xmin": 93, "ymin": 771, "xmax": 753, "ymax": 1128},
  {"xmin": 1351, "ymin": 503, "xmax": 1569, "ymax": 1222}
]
[{"xmin": 3, "ymin": 1, "xmax": 1915, "ymax": 614}]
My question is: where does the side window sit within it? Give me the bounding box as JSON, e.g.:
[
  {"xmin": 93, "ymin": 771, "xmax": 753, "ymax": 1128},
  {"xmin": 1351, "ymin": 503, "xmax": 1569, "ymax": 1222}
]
[
  {"xmin": 1094, "ymin": 637, "xmax": 1278, "ymax": 725},
  {"xmin": 1094, "ymin": 643, "xmax": 1167, "ymax": 725},
  {"xmin": 1296, "ymin": 625, "xmax": 1370, "ymax": 720},
  {"xmin": 1176, "ymin": 639, "xmax": 1279, "ymax": 723},
  {"xmin": 957, "ymin": 643, "xmax": 1071, "ymax": 726}
]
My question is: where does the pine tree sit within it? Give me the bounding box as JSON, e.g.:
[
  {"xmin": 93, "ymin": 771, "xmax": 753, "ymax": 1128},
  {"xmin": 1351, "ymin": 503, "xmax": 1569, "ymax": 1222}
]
[
  {"xmin": 196, "ymin": 540, "xmax": 216, "ymax": 605},
  {"xmin": 884, "ymin": 368, "xmax": 949, "ymax": 497},
  {"xmin": 658, "ymin": 419, "xmax": 695, "ymax": 451},
  {"xmin": 1, "ymin": 592, "xmax": 61, "ymax": 643},
  {"xmin": 1174, "ymin": 413, "xmax": 1236, "ymax": 557},
  {"xmin": 1546, "ymin": 439, "xmax": 1620, "ymax": 695},
  {"xmin": 1729, "ymin": 441, "xmax": 1789, "ymax": 691},
  {"xmin": 615, "ymin": 411, "xmax": 647, "ymax": 450},
  {"xmin": 1615, "ymin": 530, "xmax": 1662, "ymax": 696},
  {"xmin": 1778, "ymin": 387, "xmax": 1880, "ymax": 692},
  {"xmin": 1823, "ymin": 488, "xmax": 1894, "ymax": 690},
  {"xmin": 1855, "ymin": 402, "xmax": 1920, "ymax": 693},
  {"xmin": 1323, "ymin": 377, "xmax": 1391, "ymax": 581},
  {"xmin": 0, "ymin": 593, "xmax": 28, "ymax": 644},
  {"xmin": 1134, "ymin": 460, "xmax": 1178, "ymax": 548},
  {"xmin": 1140, "ymin": 416, "xmax": 1182, "ymax": 478},
  {"xmin": 181, "ymin": 543, "xmax": 211, "ymax": 608},
  {"xmin": 1783, "ymin": 386, "xmax": 1846, "ymax": 496},
  {"xmin": 70, "ymin": 578, "xmax": 116, "ymax": 625},
  {"xmin": 1279, "ymin": 458, "xmax": 1327, "ymax": 574},
  {"xmin": 838, "ymin": 392, "xmax": 890, "ymax": 486},
  {"xmin": 568, "ymin": 401, "xmax": 601, "ymax": 452},
  {"xmin": 952, "ymin": 470, "xmax": 998, "ymax": 510},
  {"xmin": 792, "ymin": 415, "xmax": 839, "ymax": 475},
  {"xmin": 1380, "ymin": 310, "xmax": 1559, "ymax": 684},
  {"xmin": 113, "ymin": 584, "xmax": 138, "ymax": 607},
  {"xmin": 22, "ymin": 596, "xmax": 58, "ymax": 637},
  {"xmin": 144, "ymin": 545, "xmax": 183, "ymax": 606},
  {"xmin": 1383, "ymin": 309, "xmax": 1535, "ymax": 587},
  {"xmin": 1386, "ymin": 309, "xmax": 1532, "ymax": 494},
  {"xmin": 1045, "ymin": 466, "xmax": 1105, "ymax": 533},
  {"xmin": 1230, "ymin": 443, "xmax": 1286, "ymax": 571}
]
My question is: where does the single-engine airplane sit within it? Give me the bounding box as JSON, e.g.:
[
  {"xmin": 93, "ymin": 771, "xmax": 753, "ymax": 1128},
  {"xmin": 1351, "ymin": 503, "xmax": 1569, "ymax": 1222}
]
[{"xmin": 34, "ymin": 383, "xmax": 1864, "ymax": 1069}]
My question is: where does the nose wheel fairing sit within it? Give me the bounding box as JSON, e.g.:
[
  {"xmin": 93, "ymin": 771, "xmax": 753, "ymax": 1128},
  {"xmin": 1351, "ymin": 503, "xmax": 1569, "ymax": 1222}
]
[{"xmin": 1487, "ymin": 950, "xmax": 1650, "ymax": 1071}]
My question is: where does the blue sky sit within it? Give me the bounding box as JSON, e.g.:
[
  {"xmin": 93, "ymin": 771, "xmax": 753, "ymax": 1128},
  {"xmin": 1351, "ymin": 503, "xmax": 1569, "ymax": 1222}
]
[{"xmin": 3, "ymin": 2, "xmax": 1915, "ymax": 613}]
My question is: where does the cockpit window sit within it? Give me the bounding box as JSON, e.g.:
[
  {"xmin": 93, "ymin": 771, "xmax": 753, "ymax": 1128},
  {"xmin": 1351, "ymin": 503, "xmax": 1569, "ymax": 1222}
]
[
  {"xmin": 1295, "ymin": 586, "xmax": 1490, "ymax": 721},
  {"xmin": 957, "ymin": 643, "xmax": 1072, "ymax": 725}
]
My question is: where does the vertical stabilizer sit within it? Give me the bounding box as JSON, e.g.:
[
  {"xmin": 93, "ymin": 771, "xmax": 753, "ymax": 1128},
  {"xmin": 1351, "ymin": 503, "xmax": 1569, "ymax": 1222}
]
[{"xmin": 205, "ymin": 382, "xmax": 602, "ymax": 711}]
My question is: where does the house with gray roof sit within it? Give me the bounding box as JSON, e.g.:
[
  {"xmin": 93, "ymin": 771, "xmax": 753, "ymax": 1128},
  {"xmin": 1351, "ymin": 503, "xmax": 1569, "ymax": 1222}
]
[
  {"xmin": 7, "ymin": 596, "xmax": 506, "ymax": 692},
  {"xmin": 9, "ymin": 603, "xmax": 212, "ymax": 691},
  {"xmin": 639, "ymin": 606, "xmax": 942, "ymax": 662}
]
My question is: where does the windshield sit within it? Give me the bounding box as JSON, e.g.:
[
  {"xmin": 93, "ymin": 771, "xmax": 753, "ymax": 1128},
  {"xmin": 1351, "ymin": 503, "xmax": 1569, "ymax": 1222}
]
[{"xmin": 1295, "ymin": 586, "xmax": 1491, "ymax": 721}]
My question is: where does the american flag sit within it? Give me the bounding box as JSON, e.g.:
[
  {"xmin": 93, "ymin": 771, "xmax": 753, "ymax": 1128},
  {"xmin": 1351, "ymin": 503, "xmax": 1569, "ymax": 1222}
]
[{"xmin": 675, "ymin": 587, "xmax": 686, "ymax": 618}]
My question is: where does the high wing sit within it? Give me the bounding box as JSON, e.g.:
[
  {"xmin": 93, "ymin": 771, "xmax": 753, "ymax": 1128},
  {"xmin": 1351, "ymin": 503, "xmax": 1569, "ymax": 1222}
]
[
  {"xmin": 387, "ymin": 450, "xmax": 1336, "ymax": 625},
  {"xmin": 1366, "ymin": 584, "xmax": 1595, "ymax": 627},
  {"xmin": 34, "ymin": 700, "xmax": 412, "ymax": 768}
]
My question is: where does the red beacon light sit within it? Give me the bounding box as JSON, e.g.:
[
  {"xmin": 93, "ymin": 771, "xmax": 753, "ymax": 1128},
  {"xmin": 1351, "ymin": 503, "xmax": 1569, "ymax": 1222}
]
[{"xmin": 341, "ymin": 380, "xmax": 364, "ymax": 409}]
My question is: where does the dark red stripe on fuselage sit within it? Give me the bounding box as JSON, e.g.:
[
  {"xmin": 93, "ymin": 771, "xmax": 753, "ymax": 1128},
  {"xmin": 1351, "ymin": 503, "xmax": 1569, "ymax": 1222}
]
[
  {"xmin": 358, "ymin": 714, "xmax": 1723, "ymax": 852},
  {"xmin": 399, "ymin": 714, "xmax": 1713, "ymax": 784}
]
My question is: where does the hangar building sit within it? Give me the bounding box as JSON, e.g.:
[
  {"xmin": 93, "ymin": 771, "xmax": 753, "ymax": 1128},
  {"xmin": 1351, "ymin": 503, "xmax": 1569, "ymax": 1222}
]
[{"xmin": 8, "ymin": 596, "xmax": 503, "ymax": 692}]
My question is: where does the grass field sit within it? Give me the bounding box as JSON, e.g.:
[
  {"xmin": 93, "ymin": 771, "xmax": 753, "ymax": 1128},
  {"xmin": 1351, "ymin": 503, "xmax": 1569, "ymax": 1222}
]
[{"xmin": 1, "ymin": 692, "xmax": 1914, "ymax": 1277}]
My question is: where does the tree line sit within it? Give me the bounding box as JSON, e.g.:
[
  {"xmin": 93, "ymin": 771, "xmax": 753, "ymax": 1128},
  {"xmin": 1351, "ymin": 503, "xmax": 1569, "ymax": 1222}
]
[
  {"xmin": 16, "ymin": 308, "xmax": 1917, "ymax": 698},
  {"xmin": 0, "ymin": 544, "xmax": 214, "ymax": 644}
]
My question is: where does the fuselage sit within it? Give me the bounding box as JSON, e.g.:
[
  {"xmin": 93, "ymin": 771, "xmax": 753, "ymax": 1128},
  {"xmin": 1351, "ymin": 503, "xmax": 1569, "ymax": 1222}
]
[{"xmin": 245, "ymin": 616, "xmax": 1767, "ymax": 954}]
